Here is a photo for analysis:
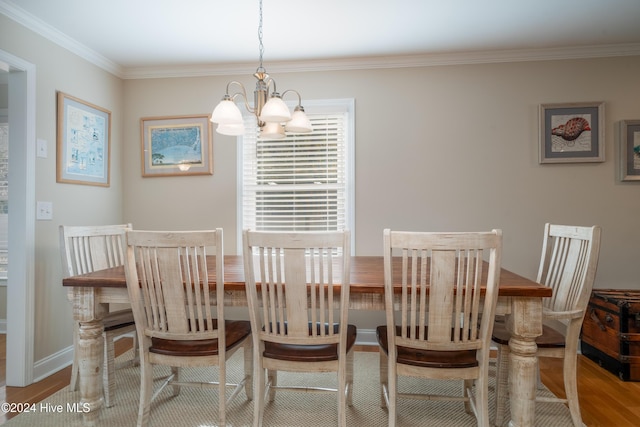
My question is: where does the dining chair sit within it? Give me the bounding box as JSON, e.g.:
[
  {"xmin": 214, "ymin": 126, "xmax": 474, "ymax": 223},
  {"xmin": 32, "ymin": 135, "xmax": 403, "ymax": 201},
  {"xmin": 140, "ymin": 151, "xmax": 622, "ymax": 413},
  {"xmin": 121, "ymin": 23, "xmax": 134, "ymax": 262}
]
[
  {"xmin": 242, "ymin": 229, "xmax": 355, "ymax": 427},
  {"xmin": 59, "ymin": 223, "xmax": 138, "ymax": 408},
  {"xmin": 124, "ymin": 229, "xmax": 252, "ymax": 427},
  {"xmin": 492, "ymin": 223, "xmax": 601, "ymax": 427},
  {"xmin": 377, "ymin": 229, "xmax": 502, "ymax": 427}
]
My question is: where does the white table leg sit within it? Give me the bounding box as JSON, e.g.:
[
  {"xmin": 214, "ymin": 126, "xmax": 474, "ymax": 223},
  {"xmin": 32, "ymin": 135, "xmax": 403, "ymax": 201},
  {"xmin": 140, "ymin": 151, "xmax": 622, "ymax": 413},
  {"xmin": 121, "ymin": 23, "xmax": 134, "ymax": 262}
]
[
  {"xmin": 71, "ymin": 288, "xmax": 107, "ymax": 427},
  {"xmin": 507, "ymin": 297, "xmax": 542, "ymax": 427}
]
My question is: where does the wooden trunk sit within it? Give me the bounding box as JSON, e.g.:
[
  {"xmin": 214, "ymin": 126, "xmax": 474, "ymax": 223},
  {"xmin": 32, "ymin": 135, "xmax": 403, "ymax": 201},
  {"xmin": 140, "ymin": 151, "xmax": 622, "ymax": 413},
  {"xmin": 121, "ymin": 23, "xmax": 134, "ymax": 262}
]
[{"xmin": 581, "ymin": 289, "xmax": 640, "ymax": 381}]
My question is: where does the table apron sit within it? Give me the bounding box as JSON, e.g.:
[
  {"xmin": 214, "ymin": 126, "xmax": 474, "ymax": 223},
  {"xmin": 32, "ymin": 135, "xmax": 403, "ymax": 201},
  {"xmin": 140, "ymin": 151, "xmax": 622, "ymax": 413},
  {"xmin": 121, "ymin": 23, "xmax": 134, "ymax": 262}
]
[{"xmin": 74, "ymin": 286, "xmax": 514, "ymax": 315}]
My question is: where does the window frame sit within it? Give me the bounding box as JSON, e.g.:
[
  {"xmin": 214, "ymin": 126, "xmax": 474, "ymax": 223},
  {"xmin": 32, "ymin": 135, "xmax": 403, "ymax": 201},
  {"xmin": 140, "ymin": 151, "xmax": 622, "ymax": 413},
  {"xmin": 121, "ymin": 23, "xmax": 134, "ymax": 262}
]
[{"xmin": 236, "ymin": 98, "xmax": 355, "ymax": 254}]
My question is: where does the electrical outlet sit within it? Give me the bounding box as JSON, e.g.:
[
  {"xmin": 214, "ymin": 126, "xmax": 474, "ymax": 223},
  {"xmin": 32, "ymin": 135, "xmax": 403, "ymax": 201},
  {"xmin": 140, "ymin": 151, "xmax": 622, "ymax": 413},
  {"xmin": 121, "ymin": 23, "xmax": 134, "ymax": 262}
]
[{"xmin": 36, "ymin": 201, "xmax": 53, "ymax": 220}]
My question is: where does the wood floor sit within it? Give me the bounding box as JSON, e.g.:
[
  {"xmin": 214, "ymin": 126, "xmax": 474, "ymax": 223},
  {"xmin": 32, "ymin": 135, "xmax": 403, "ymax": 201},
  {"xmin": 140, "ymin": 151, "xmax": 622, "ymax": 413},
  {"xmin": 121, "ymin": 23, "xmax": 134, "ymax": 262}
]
[{"xmin": 0, "ymin": 339, "xmax": 637, "ymax": 426}]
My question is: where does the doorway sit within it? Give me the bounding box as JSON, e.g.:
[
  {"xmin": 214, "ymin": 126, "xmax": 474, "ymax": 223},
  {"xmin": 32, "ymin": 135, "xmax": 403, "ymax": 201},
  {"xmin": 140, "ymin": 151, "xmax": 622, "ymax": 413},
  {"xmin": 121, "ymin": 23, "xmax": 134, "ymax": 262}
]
[{"xmin": 0, "ymin": 49, "xmax": 36, "ymax": 387}]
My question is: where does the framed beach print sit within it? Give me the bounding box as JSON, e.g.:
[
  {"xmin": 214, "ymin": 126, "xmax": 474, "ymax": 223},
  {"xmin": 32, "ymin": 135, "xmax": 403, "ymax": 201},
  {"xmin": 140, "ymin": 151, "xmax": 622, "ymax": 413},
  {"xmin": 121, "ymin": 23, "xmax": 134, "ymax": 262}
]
[
  {"xmin": 539, "ymin": 102, "xmax": 605, "ymax": 164},
  {"xmin": 56, "ymin": 92, "xmax": 111, "ymax": 186},
  {"xmin": 618, "ymin": 120, "xmax": 640, "ymax": 181},
  {"xmin": 140, "ymin": 115, "xmax": 213, "ymax": 177}
]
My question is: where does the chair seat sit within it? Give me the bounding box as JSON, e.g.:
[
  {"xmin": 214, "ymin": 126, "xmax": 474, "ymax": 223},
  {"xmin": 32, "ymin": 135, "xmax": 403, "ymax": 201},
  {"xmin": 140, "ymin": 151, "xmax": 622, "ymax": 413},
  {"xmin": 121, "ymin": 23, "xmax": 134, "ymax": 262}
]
[
  {"xmin": 150, "ymin": 320, "xmax": 251, "ymax": 357},
  {"xmin": 491, "ymin": 320, "xmax": 565, "ymax": 348},
  {"xmin": 376, "ymin": 326, "xmax": 478, "ymax": 369},
  {"xmin": 103, "ymin": 309, "xmax": 135, "ymax": 332},
  {"xmin": 264, "ymin": 324, "xmax": 357, "ymax": 362}
]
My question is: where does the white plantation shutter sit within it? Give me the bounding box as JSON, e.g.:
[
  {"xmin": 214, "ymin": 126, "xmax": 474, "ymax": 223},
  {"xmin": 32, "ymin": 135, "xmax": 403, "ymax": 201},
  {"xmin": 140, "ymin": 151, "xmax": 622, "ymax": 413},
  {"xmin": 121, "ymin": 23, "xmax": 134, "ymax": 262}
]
[{"xmin": 241, "ymin": 99, "xmax": 354, "ymax": 239}]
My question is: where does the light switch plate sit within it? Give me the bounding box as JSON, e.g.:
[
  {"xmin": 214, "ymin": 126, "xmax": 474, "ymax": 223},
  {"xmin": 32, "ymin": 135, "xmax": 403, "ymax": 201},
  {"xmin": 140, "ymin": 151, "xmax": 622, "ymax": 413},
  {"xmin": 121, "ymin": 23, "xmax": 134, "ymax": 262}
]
[
  {"xmin": 36, "ymin": 201, "xmax": 53, "ymax": 220},
  {"xmin": 36, "ymin": 138, "xmax": 48, "ymax": 158}
]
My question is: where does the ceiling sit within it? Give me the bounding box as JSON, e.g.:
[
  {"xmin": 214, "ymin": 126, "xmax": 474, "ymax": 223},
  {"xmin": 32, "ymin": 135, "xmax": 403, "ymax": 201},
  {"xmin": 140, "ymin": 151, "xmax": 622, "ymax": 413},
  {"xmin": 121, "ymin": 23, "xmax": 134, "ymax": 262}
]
[{"xmin": 3, "ymin": 0, "xmax": 640, "ymax": 78}]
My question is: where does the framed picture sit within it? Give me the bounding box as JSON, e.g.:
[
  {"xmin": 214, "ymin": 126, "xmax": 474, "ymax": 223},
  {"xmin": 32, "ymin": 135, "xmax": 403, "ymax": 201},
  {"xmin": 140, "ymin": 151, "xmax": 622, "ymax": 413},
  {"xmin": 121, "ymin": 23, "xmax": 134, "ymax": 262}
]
[
  {"xmin": 140, "ymin": 115, "xmax": 213, "ymax": 177},
  {"xmin": 539, "ymin": 102, "xmax": 605, "ymax": 164},
  {"xmin": 56, "ymin": 92, "xmax": 111, "ymax": 186},
  {"xmin": 618, "ymin": 120, "xmax": 640, "ymax": 181}
]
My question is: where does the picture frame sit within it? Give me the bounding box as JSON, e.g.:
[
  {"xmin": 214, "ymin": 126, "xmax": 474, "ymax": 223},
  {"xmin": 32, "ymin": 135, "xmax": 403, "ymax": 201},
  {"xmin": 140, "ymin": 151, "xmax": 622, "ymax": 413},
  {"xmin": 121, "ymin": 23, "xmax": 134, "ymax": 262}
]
[
  {"xmin": 618, "ymin": 120, "xmax": 640, "ymax": 181},
  {"xmin": 56, "ymin": 92, "xmax": 111, "ymax": 186},
  {"xmin": 140, "ymin": 115, "xmax": 213, "ymax": 177},
  {"xmin": 539, "ymin": 102, "xmax": 605, "ymax": 164}
]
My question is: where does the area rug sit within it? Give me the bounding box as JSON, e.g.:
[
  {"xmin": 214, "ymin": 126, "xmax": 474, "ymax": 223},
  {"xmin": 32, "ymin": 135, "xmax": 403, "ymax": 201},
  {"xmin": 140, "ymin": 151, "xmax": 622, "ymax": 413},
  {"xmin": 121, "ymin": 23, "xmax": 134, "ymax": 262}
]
[{"xmin": 3, "ymin": 350, "xmax": 576, "ymax": 426}]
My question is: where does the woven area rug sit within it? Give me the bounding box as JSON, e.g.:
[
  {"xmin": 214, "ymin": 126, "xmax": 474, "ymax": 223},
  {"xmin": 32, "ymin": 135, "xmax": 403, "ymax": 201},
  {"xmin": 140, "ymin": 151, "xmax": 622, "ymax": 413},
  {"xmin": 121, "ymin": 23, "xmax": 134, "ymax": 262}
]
[{"xmin": 4, "ymin": 349, "xmax": 576, "ymax": 426}]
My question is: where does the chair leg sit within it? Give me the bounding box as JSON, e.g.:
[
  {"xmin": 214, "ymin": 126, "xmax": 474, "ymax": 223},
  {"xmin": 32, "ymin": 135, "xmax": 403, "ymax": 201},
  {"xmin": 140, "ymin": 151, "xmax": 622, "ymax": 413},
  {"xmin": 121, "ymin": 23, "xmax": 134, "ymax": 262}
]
[
  {"xmin": 346, "ymin": 349, "xmax": 354, "ymax": 407},
  {"xmin": 103, "ymin": 333, "xmax": 116, "ymax": 407},
  {"xmin": 338, "ymin": 353, "xmax": 348, "ymax": 427},
  {"xmin": 137, "ymin": 359, "xmax": 153, "ymax": 427},
  {"xmin": 267, "ymin": 370, "xmax": 277, "ymax": 402},
  {"xmin": 379, "ymin": 349, "xmax": 388, "ymax": 408},
  {"xmin": 563, "ymin": 353, "xmax": 583, "ymax": 427},
  {"xmin": 493, "ymin": 343, "xmax": 509, "ymax": 427},
  {"xmin": 69, "ymin": 322, "xmax": 80, "ymax": 391},
  {"xmin": 219, "ymin": 362, "xmax": 227, "ymax": 426},
  {"xmin": 463, "ymin": 379, "xmax": 473, "ymax": 414},
  {"xmin": 338, "ymin": 376, "xmax": 346, "ymax": 426},
  {"xmin": 475, "ymin": 375, "xmax": 490, "ymax": 427},
  {"xmin": 171, "ymin": 367, "xmax": 180, "ymax": 397},
  {"xmin": 387, "ymin": 355, "xmax": 397, "ymax": 427},
  {"xmin": 253, "ymin": 362, "xmax": 265, "ymax": 427},
  {"xmin": 244, "ymin": 339, "xmax": 254, "ymax": 401},
  {"xmin": 131, "ymin": 333, "xmax": 139, "ymax": 366}
]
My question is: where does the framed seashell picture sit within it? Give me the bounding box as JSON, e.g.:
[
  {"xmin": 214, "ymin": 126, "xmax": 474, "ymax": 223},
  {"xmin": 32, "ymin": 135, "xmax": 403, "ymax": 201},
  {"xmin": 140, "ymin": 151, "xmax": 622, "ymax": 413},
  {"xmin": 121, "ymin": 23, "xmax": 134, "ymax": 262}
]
[
  {"xmin": 618, "ymin": 120, "xmax": 640, "ymax": 181},
  {"xmin": 539, "ymin": 102, "xmax": 605, "ymax": 164}
]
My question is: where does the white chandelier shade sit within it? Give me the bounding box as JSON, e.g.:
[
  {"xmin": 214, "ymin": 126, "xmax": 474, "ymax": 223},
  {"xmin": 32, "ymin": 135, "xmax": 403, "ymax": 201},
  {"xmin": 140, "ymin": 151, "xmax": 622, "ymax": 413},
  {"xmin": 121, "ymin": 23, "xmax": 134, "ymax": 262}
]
[
  {"xmin": 210, "ymin": 98, "xmax": 244, "ymax": 125},
  {"xmin": 259, "ymin": 95, "xmax": 292, "ymax": 123},
  {"xmin": 259, "ymin": 122, "xmax": 286, "ymax": 140},
  {"xmin": 285, "ymin": 107, "xmax": 313, "ymax": 134},
  {"xmin": 216, "ymin": 123, "xmax": 245, "ymax": 136}
]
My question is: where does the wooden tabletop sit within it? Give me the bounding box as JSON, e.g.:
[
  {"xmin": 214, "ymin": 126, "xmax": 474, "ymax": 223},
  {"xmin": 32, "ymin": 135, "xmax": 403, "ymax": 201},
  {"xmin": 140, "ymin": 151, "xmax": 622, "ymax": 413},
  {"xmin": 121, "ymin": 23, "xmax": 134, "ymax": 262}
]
[{"xmin": 63, "ymin": 255, "xmax": 551, "ymax": 298}]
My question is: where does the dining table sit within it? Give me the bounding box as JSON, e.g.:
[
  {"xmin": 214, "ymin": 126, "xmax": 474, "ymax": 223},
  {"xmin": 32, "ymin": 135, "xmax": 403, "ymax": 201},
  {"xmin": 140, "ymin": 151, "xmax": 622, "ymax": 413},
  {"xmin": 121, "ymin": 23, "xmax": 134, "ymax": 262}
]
[{"xmin": 63, "ymin": 255, "xmax": 551, "ymax": 427}]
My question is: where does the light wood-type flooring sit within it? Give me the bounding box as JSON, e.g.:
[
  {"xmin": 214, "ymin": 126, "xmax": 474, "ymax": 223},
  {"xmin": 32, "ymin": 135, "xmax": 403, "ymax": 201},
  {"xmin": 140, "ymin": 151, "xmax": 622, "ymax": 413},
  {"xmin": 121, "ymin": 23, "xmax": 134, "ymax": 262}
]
[{"xmin": 0, "ymin": 338, "xmax": 637, "ymax": 426}]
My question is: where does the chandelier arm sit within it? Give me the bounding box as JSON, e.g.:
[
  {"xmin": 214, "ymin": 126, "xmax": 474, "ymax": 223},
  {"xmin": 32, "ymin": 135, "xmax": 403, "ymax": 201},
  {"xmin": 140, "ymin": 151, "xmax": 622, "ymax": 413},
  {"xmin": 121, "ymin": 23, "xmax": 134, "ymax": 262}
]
[
  {"xmin": 267, "ymin": 78, "xmax": 276, "ymax": 95},
  {"xmin": 281, "ymin": 89, "xmax": 303, "ymax": 107},
  {"xmin": 226, "ymin": 81, "xmax": 256, "ymax": 114}
]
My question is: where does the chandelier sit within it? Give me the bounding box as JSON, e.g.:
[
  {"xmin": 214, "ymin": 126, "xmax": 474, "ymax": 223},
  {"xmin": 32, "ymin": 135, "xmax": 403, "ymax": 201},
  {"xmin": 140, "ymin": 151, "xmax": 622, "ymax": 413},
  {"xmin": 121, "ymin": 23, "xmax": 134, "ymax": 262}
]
[{"xmin": 210, "ymin": 0, "xmax": 312, "ymax": 139}]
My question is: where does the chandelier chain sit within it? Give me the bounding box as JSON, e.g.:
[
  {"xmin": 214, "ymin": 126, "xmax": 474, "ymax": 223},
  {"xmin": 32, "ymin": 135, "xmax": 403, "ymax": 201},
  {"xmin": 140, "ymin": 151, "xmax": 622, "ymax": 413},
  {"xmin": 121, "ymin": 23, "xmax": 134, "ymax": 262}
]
[{"xmin": 257, "ymin": 0, "xmax": 265, "ymax": 72}]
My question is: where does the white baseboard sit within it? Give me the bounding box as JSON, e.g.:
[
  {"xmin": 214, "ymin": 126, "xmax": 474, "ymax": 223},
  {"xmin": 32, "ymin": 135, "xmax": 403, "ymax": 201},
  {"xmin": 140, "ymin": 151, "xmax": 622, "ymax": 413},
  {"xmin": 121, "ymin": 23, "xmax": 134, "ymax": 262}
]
[
  {"xmin": 0, "ymin": 318, "xmax": 6, "ymax": 334},
  {"xmin": 356, "ymin": 328, "xmax": 377, "ymax": 347},
  {"xmin": 32, "ymin": 333, "xmax": 135, "ymax": 383},
  {"xmin": 33, "ymin": 345, "xmax": 73, "ymax": 383}
]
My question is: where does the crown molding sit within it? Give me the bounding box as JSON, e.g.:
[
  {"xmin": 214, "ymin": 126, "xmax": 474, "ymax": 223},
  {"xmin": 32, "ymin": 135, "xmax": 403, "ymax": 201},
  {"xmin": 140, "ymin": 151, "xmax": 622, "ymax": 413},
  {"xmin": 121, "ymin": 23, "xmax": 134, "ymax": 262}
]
[
  {"xmin": 3, "ymin": 1, "xmax": 640, "ymax": 81},
  {"xmin": 121, "ymin": 43, "xmax": 640, "ymax": 79},
  {"xmin": 0, "ymin": 1, "xmax": 124, "ymax": 78}
]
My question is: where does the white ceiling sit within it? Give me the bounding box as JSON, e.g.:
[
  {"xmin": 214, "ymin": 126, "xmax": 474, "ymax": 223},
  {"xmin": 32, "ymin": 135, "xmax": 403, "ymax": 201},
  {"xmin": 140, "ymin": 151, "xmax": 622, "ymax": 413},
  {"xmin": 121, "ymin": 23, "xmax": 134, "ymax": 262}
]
[{"xmin": 3, "ymin": 0, "xmax": 640, "ymax": 78}]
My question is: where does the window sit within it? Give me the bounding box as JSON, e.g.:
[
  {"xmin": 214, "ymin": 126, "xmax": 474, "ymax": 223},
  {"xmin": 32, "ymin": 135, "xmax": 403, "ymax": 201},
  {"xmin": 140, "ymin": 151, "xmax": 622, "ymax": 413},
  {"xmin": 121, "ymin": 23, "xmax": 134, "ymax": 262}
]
[{"xmin": 239, "ymin": 99, "xmax": 354, "ymax": 250}]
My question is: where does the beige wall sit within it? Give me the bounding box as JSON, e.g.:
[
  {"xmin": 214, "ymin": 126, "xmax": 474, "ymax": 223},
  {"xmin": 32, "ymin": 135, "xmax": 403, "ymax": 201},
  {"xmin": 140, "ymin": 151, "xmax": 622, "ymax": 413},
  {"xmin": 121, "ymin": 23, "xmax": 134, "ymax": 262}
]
[
  {"xmin": 122, "ymin": 58, "xmax": 640, "ymax": 328},
  {"xmin": 3, "ymin": 11, "xmax": 640, "ymax": 367},
  {"xmin": 124, "ymin": 58, "xmax": 640, "ymax": 277},
  {"xmin": 1, "ymin": 14, "xmax": 124, "ymax": 361}
]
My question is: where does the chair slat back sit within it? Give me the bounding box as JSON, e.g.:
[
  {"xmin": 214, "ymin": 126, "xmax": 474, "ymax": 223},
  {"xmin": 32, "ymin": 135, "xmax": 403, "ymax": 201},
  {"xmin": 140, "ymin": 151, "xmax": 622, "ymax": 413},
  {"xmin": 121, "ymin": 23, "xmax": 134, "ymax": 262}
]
[
  {"xmin": 60, "ymin": 224, "xmax": 131, "ymax": 277},
  {"xmin": 124, "ymin": 230, "xmax": 224, "ymax": 342},
  {"xmin": 384, "ymin": 229, "xmax": 502, "ymax": 352},
  {"xmin": 537, "ymin": 224, "xmax": 601, "ymax": 315},
  {"xmin": 243, "ymin": 230, "xmax": 351, "ymax": 345}
]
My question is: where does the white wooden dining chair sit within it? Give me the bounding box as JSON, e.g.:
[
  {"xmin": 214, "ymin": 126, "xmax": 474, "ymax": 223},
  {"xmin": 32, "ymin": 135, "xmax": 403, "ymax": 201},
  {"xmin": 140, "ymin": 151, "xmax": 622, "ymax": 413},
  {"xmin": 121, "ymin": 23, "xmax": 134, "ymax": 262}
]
[
  {"xmin": 124, "ymin": 229, "xmax": 252, "ymax": 427},
  {"xmin": 59, "ymin": 224, "xmax": 138, "ymax": 408},
  {"xmin": 377, "ymin": 229, "xmax": 502, "ymax": 427},
  {"xmin": 242, "ymin": 229, "xmax": 355, "ymax": 427},
  {"xmin": 492, "ymin": 223, "xmax": 601, "ymax": 427}
]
